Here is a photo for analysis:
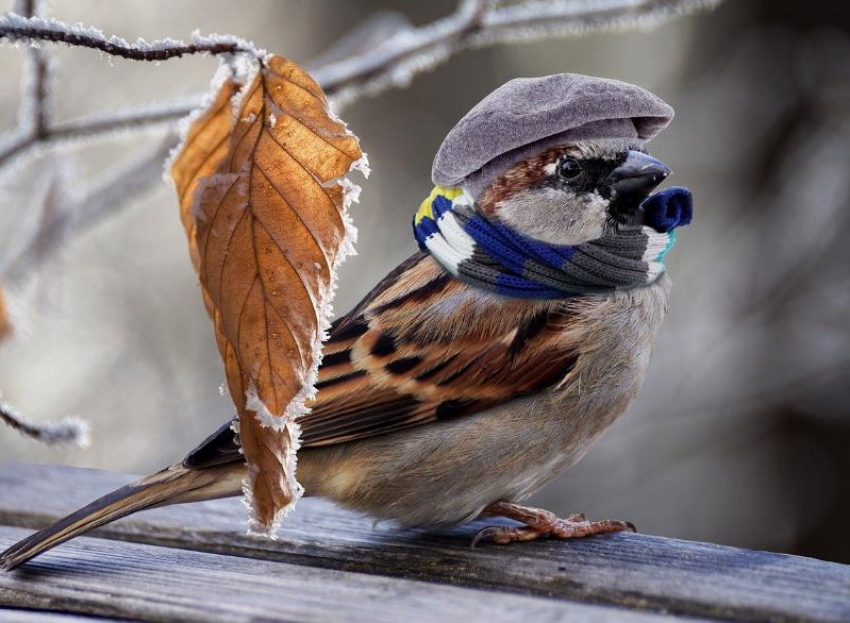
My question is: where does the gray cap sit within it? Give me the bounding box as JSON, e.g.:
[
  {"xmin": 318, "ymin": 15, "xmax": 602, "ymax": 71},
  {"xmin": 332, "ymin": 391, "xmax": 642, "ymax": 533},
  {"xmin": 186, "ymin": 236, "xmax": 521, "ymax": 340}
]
[{"xmin": 432, "ymin": 73, "xmax": 674, "ymax": 199}]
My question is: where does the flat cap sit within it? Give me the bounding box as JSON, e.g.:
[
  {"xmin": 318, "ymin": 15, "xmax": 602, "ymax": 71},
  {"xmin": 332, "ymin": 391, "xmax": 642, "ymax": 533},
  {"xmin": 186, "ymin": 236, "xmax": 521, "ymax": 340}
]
[{"xmin": 432, "ymin": 73, "xmax": 674, "ymax": 198}]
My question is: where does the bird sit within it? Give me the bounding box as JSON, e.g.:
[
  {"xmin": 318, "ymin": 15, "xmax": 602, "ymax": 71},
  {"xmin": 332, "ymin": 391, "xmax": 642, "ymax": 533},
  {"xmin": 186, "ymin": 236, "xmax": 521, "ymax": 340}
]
[{"xmin": 1, "ymin": 73, "xmax": 691, "ymax": 570}]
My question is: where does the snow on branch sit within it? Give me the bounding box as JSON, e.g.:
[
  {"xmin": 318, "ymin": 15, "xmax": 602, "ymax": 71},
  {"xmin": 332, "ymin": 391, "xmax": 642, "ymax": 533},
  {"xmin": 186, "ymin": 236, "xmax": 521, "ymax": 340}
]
[
  {"xmin": 0, "ymin": 0, "xmax": 725, "ymax": 296},
  {"xmin": 0, "ymin": 0, "xmax": 721, "ymax": 169},
  {"xmin": 16, "ymin": 20, "xmax": 49, "ymax": 138},
  {"xmin": 306, "ymin": 11, "xmax": 414, "ymax": 69},
  {"xmin": 0, "ymin": 6, "xmax": 260, "ymax": 168},
  {"xmin": 0, "ymin": 13, "xmax": 260, "ymax": 62},
  {"xmin": 46, "ymin": 97, "xmax": 202, "ymax": 146},
  {"xmin": 0, "ymin": 398, "xmax": 90, "ymax": 447},
  {"xmin": 0, "ymin": 0, "xmax": 722, "ymax": 448},
  {"xmin": 314, "ymin": 0, "xmax": 723, "ymax": 107},
  {"xmin": 0, "ymin": 136, "xmax": 175, "ymax": 286},
  {"xmin": 0, "ymin": 0, "xmax": 50, "ymax": 168},
  {"xmin": 476, "ymin": 0, "xmax": 721, "ymax": 43}
]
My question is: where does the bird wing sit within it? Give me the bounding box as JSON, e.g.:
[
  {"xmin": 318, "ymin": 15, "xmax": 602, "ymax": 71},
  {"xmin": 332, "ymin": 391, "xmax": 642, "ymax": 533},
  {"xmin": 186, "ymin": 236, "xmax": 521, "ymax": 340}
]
[
  {"xmin": 185, "ymin": 251, "xmax": 580, "ymax": 467},
  {"xmin": 302, "ymin": 251, "xmax": 580, "ymax": 446}
]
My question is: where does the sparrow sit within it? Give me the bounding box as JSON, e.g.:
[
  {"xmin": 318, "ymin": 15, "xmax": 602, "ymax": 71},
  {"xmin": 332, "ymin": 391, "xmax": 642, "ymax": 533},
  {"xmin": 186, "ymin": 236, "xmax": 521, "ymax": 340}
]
[{"xmin": 1, "ymin": 73, "xmax": 685, "ymax": 569}]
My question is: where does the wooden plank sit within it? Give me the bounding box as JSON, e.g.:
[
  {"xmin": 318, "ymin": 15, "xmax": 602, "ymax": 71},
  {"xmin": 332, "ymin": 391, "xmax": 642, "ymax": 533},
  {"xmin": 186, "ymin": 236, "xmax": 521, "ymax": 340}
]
[
  {"xmin": 2, "ymin": 463, "xmax": 849, "ymax": 622},
  {"xmin": 0, "ymin": 526, "xmax": 691, "ymax": 623},
  {"xmin": 0, "ymin": 608, "xmax": 124, "ymax": 622}
]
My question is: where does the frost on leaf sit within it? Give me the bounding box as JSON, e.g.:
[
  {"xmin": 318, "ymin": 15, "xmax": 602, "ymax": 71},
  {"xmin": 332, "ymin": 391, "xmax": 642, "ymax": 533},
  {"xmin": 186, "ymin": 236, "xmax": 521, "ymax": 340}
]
[
  {"xmin": 0, "ymin": 288, "xmax": 12, "ymax": 342},
  {"xmin": 170, "ymin": 55, "xmax": 366, "ymax": 535}
]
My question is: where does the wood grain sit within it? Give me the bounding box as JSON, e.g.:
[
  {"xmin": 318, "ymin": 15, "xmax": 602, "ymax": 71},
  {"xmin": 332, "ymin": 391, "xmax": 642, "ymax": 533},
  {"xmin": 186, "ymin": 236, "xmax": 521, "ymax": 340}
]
[
  {"xmin": 1, "ymin": 463, "xmax": 849, "ymax": 623},
  {"xmin": 0, "ymin": 526, "xmax": 687, "ymax": 623},
  {"xmin": 0, "ymin": 609, "xmax": 123, "ymax": 622}
]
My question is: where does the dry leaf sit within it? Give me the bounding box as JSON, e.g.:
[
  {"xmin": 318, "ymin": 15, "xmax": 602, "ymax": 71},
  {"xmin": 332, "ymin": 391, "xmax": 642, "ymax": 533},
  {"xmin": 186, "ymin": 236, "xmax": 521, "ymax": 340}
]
[
  {"xmin": 171, "ymin": 75, "xmax": 238, "ymax": 272},
  {"xmin": 0, "ymin": 288, "xmax": 12, "ymax": 342},
  {"xmin": 171, "ymin": 56, "xmax": 366, "ymax": 534}
]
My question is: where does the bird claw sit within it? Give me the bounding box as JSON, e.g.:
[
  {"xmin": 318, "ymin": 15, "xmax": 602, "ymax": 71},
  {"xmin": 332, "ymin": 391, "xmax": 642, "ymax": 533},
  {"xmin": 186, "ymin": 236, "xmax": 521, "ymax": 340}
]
[
  {"xmin": 471, "ymin": 525, "xmax": 542, "ymax": 547},
  {"xmin": 471, "ymin": 502, "xmax": 636, "ymax": 547},
  {"xmin": 548, "ymin": 517, "xmax": 636, "ymax": 539},
  {"xmin": 471, "ymin": 526, "xmax": 501, "ymax": 548}
]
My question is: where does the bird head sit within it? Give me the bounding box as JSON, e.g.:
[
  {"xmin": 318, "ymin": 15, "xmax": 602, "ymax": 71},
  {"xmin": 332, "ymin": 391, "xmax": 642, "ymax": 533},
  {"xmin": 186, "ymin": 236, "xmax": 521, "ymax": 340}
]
[
  {"xmin": 476, "ymin": 138, "xmax": 671, "ymax": 246},
  {"xmin": 431, "ymin": 74, "xmax": 676, "ymax": 246}
]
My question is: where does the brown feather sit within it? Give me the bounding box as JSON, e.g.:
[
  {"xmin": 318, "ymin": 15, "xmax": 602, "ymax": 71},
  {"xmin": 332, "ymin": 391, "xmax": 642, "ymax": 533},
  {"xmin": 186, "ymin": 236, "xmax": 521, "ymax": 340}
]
[
  {"xmin": 185, "ymin": 251, "xmax": 584, "ymax": 464},
  {"xmin": 297, "ymin": 252, "xmax": 581, "ymax": 446}
]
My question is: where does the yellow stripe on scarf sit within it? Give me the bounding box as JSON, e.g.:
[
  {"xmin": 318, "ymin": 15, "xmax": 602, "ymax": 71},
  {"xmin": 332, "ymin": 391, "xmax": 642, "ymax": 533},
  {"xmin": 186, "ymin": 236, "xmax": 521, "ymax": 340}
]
[{"xmin": 415, "ymin": 186, "xmax": 463, "ymax": 225}]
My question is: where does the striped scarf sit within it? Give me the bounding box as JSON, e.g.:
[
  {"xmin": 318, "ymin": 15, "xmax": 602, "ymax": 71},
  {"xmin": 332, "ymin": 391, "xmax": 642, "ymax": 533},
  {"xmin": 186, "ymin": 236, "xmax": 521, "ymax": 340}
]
[{"xmin": 413, "ymin": 186, "xmax": 692, "ymax": 299}]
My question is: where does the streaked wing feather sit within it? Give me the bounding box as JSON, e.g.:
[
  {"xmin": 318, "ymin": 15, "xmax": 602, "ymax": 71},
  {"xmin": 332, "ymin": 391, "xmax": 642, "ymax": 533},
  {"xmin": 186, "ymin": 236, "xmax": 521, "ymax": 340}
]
[
  {"xmin": 184, "ymin": 251, "xmax": 580, "ymax": 467},
  {"xmin": 299, "ymin": 251, "xmax": 579, "ymax": 446}
]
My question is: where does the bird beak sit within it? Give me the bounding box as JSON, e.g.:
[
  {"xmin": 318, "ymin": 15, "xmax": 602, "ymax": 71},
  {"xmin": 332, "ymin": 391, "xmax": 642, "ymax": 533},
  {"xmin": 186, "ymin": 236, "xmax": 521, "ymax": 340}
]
[{"xmin": 602, "ymin": 151, "xmax": 672, "ymax": 209}]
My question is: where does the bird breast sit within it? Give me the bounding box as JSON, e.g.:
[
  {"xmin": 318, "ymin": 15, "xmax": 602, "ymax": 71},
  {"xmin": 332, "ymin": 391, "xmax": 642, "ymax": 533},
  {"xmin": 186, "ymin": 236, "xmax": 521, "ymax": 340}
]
[{"xmin": 297, "ymin": 273, "xmax": 671, "ymax": 527}]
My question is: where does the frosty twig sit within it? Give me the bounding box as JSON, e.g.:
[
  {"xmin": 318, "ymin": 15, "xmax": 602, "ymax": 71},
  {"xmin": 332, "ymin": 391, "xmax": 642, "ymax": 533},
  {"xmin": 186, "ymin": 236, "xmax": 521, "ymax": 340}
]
[
  {"xmin": 0, "ymin": 0, "xmax": 720, "ymax": 168},
  {"xmin": 0, "ymin": 13, "xmax": 258, "ymax": 61},
  {"xmin": 0, "ymin": 136, "xmax": 175, "ymax": 285},
  {"xmin": 0, "ymin": 0, "xmax": 722, "ymax": 445},
  {"xmin": 0, "ymin": 399, "xmax": 90, "ymax": 447},
  {"xmin": 315, "ymin": 0, "xmax": 721, "ymax": 107}
]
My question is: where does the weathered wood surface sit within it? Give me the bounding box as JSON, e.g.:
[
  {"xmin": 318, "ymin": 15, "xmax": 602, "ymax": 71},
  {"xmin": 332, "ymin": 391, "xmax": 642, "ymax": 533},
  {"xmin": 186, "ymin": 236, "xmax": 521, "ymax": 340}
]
[
  {"xmin": 0, "ymin": 526, "xmax": 680, "ymax": 623},
  {"xmin": 1, "ymin": 463, "xmax": 849, "ymax": 623},
  {"xmin": 0, "ymin": 609, "xmax": 123, "ymax": 622}
]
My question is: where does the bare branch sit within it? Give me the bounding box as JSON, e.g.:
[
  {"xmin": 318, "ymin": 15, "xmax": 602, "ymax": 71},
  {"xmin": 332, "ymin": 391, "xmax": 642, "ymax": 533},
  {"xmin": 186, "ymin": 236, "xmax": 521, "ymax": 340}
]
[
  {"xmin": 19, "ymin": 26, "xmax": 49, "ymax": 139},
  {"xmin": 72, "ymin": 138, "xmax": 176, "ymax": 239},
  {"xmin": 0, "ymin": 128, "xmax": 32, "ymax": 169},
  {"xmin": 47, "ymin": 98, "xmax": 200, "ymax": 143},
  {"xmin": 0, "ymin": 0, "xmax": 725, "ymax": 455},
  {"xmin": 0, "ymin": 0, "xmax": 721, "ymax": 168},
  {"xmin": 314, "ymin": 0, "xmax": 489, "ymax": 99},
  {"xmin": 0, "ymin": 136, "xmax": 175, "ymax": 286},
  {"xmin": 0, "ymin": 13, "xmax": 259, "ymax": 62},
  {"xmin": 0, "ymin": 399, "xmax": 90, "ymax": 447},
  {"xmin": 1, "ymin": 0, "xmax": 50, "ymax": 171},
  {"xmin": 305, "ymin": 11, "xmax": 414, "ymax": 69},
  {"xmin": 1, "ymin": 9, "xmax": 417, "ymax": 155},
  {"xmin": 0, "ymin": 0, "xmax": 723, "ymax": 300},
  {"xmin": 0, "ymin": 100, "xmax": 193, "ymax": 170},
  {"xmin": 475, "ymin": 0, "xmax": 719, "ymax": 44},
  {"xmin": 315, "ymin": 0, "xmax": 722, "ymax": 108}
]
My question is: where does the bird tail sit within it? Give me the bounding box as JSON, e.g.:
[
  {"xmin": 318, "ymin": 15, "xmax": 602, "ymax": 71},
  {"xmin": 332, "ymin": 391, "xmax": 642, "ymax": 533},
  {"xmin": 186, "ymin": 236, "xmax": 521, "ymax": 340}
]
[{"xmin": 0, "ymin": 461, "xmax": 243, "ymax": 571}]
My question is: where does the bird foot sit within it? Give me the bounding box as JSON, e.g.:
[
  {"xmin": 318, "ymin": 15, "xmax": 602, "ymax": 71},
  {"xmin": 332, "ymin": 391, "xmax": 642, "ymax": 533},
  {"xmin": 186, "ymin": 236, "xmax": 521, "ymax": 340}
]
[{"xmin": 471, "ymin": 501, "xmax": 635, "ymax": 547}]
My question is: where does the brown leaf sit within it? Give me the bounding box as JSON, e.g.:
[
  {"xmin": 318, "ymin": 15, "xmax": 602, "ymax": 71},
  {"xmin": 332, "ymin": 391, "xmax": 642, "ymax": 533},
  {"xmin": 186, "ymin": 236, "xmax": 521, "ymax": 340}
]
[
  {"xmin": 0, "ymin": 288, "xmax": 12, "ymax": 342},
  {"xmin": 171, "ymin": 76, "xmax": 238, "ymax": 272},
  {"xmin": 170, "ymin": 57, "xmax": 366, "ymax": 533}
]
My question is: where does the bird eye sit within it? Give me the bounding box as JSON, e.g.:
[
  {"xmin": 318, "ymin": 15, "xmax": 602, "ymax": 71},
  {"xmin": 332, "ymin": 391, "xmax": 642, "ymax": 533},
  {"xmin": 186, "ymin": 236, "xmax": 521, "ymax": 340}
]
[{"xmin": 557, "ymin": 157, "xmax": 582, "ymax": 180}]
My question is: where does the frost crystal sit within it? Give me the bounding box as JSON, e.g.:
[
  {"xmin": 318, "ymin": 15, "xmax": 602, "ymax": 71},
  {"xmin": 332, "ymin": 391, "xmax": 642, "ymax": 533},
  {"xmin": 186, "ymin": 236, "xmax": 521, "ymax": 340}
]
[
  {"xmin": 0, "ymin": 394, "xmax": 91, "ymax": 448},
  {"xmin": 239, "ymin": 141, "xmax": 368, "ymax": 538},
  {"xmin": 315, "ymin": 0, "xmax": 721, "ymax": 111},
  {"xmin": 164, "ymin": 61, "xmax": 234, "ymax": 183}
]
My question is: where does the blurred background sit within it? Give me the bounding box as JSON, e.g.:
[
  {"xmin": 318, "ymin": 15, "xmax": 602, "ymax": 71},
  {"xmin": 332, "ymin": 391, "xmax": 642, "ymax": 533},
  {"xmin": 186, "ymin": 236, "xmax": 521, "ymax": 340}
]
[{"xmin": 1, "ymin": 0, "xmax": 848, "ymax": 564}]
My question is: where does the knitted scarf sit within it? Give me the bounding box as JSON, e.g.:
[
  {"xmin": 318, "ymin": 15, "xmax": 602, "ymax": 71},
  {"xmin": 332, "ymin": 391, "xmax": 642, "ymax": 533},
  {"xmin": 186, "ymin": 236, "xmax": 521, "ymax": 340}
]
[{"xmin": 413, "ymin": 185, "xmax": 692, "ymax": 299}]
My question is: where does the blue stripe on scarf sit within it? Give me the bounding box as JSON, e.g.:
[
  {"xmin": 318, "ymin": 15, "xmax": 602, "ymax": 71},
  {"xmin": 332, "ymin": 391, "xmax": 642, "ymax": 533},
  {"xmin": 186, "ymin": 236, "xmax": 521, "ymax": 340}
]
[
  {"xmin": 412, "ymin": 186, "xmax": 692, "ymax": 299},
  {"xmin": 495, "ymin": 273, "xmax": 561, "ymax": 298},
  {"xmin": 487, "ymin": 218, "xmax": 576, "ymax": 269},
  {"xmin": 414, "ymin": 216, "xmax": 439, "ymax": 250},
  {"xmin": 462, "ymin": 214, "xmax": 531, "ymax": 276},
  {"xmin": 431, "ymin": 194, "xmax": 454, "ymax": 219}
]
